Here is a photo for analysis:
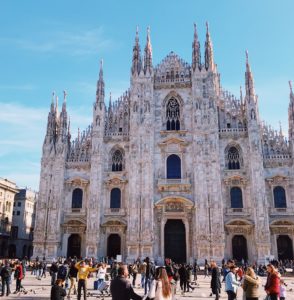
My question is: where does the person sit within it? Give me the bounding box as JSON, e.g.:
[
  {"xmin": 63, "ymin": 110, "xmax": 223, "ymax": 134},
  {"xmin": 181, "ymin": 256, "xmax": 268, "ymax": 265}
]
[
  {"xmin": 97, "ymin": 263, "xmax": 107, "ymax": 288},
  {"xmin": 210, "ymin": 261, "xmax": 221, "ymax": 300},
  {"xmin": 50, "ymin": 261, "xmax": 59, "ymax": 286},
  {"xmin": 144, "ymin": 257, "xmax": 154, "ymax": 295},
  {"xmin": 68, "ymin": 261, "xmax": 78, "ymax": 297},
  {"xmin": 225, "ymin": 265, "xmax": 239, "ymax": 300},
  {"xmin": 242, "ymin": 267, "xmax": 260, "ymax": 300},
  {"xmin": 75, "ymin": 260, "xmax": 98, "ymax": 300},
  {"xmin": 57, "ymin": 261, "xmax": 68, "ymax": 282},
  {"xmin": 0, "ymin": 262, "xmax": 12, "ymax": 297},
  {"xmin": 131, "ymin": 263, "xmax": 138, "ymax": 287},
  {"xmin": 139, "ymin": 260, "xmax": 147, "ymax": 288},
  {"xmin": 110, "ymin": 265, "xmax": 142, "ymax": 300},
  {"xmin": 14, "ymin": 261, "xmax": 24, "ymax": 293},
  {"xmin": 264, "ymin": 264, "xmax": 280, "ymax": 300},
  {"xmin": 50, "ymin": 278, "xmax": 66, "ymax": 300},
  {"xmin": 178, "ymin": 264, "xmax": 188, "ymax": 294},
  {"xmin": 154, "ymin": 268, "xmax": 172, "ymax": 300},
  {"xmin": 279, "ymin": 279, "xmax": 287, "ymax": 300}
]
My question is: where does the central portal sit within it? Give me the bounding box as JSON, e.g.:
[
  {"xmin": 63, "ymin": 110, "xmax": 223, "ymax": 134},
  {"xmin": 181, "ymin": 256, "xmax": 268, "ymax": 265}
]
[{"xmin": 164, "ymin": 219, "xmax": 186, "ymax": 263}]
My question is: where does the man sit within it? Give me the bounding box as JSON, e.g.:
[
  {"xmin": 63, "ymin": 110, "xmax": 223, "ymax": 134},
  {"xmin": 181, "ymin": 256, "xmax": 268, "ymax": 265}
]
[
  {"xmin": 225, "ymin": 265, "xmax": 239, "ymax": 300},
  {"xmin": 110, "ymin": 265, "xmax": 142, "ymax": 300},
  {"xmin": 75, "ymin": 260, "xmax": 98, "ymax": 300},
  {"xmin": 210, "ymin": 261, "xmax": 221, "ymax": 300},
  {"xmin": 0, "ymin": 261, "xmax": 12, "ymax": 297}
]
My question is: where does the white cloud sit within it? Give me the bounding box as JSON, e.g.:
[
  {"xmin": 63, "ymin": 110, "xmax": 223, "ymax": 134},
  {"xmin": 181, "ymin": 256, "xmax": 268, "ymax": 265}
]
[{"xmin": 0, "ymin": 27, "xmax": 113, "ymax": 56}]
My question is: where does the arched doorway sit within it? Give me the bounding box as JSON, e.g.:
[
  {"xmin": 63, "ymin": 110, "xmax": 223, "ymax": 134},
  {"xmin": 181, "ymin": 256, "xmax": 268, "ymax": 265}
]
[
  {"xmin": 107, "ymin": 234, "xmax": 121, "ymax": 259},
  {"xmin": 8, "ymin": 244, "xmax": 16, "ymax": 258},
  {"xmin": 232, "ymin": 235, "xmax": 248, "ymax": 262},
  {"xmin": 277, "ymin": 235, "xmax": 293, "ymax": 260},
  {"xmin": 67, "ymin": 234, "xmax": 81, "ymax": 258},
  {"xmin": 164, "ymin": 219, "xmax": 186, "ymax": 263}
]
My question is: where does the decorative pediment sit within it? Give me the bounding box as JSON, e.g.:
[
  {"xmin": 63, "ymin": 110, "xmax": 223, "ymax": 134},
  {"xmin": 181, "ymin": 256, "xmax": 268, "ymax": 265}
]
[
  {"xmin": 158, "ymin": 136, "xmax": 190, "ymax": 152},
  {"xmin": 155, "ymin": 196, "xmax": 194, "ymax": 210},
  {"xmin": 65, "ymin": 176, "xmax": 89, "ymax": 186},
  {"xmin": 224, "ymin": 175, "xmax": 248, "ymax": 186},
  {"xmin": 63, "ymin": 218, "xmax": 86, "ymax": 226},
  {"xmin": 270, "ymin": 220, "xmax": 294, "ymax": 234},
  {"xmin": 225, "ymin": 219, "xmax": 254, "ymax": 234},
  {"xmin": 101, "ymin": 219, "xmax": 127, "ymax": 227},
  {"xmin": 270, "ymin": 219, "xmax": 294, "ymax": 226},
  {"xmin": 104, "ymin": 174, "xmax": 128, "ymax": 186},
  {"xmin": 266, "ymin": 175, "xmax": 290, "ymax": 186}
]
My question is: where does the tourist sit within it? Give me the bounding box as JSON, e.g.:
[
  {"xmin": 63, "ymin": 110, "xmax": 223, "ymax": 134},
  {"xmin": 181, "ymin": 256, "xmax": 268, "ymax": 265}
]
[
  {"xmin": 154, "ymin": 268, "xmax": 172, "ymax": 300},
  {"xmin": 279, "ymin": 279, "xmax": 287, "ymax": 300},
  {"xmin": 110, "ymin": 261, "xmax": 119, "ymax": 279},
  {"xmin": 225, "ymin": 265, "xmax": 239, "ymax": 300},
  {"xmin": 144, "ymin": 257, "xmax": 155, "ymax": 295},
  {"xmin": 57, "ymin": 261, "xmax": 68, "ymax": 283},
  {"xmin": 210, "ymin": 261, "xmax": 221, "ymax": 300},
  {"xmin": 68, "ymin": 261, "xmax": 78, "ymax": 297},
  {"xmin": 0, "ymin": 261, "xmax": 12, "ymax": 297},
  {"xmin": 50, "ymin": 261, "xmax": 59, "ymax": 286},
  {"xmin": 110, "ymin": 265, "xmax": 142, "ymax": 300},
  {"xmin": 178, "ymin": 264, "xmax": 188, "ymax": 294},
  {"xmin": 14, "ymin": 261, "xmax": 24, "ymax": 293},
  {"xmin": 264, "ymin": 264, "xmax": 280, "ymax": 300},
  {"xmin": 97, "ymin": 263, "xmax": 107, "ymax": 287},
  {"xmin": 131, "ymin": 262, "xmax": 138, "ymax": 287},
  {"xmin": 242, "ymin": 266, "xmax": 260, "ymax": 300},
  {"xmin": 50, "ymin": 278, "xmax": 66, "ymax": 300},
  {"xmin": 75, "ymin": 260, "xmax": 98, "ymax": 300},
  {"xmin": 139, "ymin": 260, "xmax": 147, "ymax": 288}
]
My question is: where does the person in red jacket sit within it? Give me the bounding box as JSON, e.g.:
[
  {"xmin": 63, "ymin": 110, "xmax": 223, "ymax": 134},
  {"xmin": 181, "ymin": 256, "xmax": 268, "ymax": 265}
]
[
  {"xmin": 264, "ymin": 264, "xmax": 280, "ymax": 300},
  {"xmin": 14, "ymin": 261, "xmax": 24, "ymax": 293}
]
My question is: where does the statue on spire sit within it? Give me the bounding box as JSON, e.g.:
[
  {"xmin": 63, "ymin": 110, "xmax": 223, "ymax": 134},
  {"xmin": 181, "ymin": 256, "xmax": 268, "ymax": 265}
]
[
  {"xmin": 192, "ymin": 23, "xmax": 201, "ymax": 71},
  {"xmin": 144, "ymin": 26, "xmax": 152, "ymax": 74},
  {"xmin": 131, "ymin": 26, "xmax": 142, "ymax": 75},
  {"xmin": 245, "ymin": 50, "xmax": 255, "ymax": 97},
  {"xmin": 96, "ymin": 59, "xmax": 105, "ymax": 105},
  {"xmin": 205, "ymin": 22, "xmax": 214, "ymax": 71}
]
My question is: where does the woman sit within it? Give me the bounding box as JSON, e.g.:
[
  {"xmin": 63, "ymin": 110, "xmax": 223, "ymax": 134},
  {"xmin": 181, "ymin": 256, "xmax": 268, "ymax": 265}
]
[
  {"xmin": 210, "ymin": 261, "xmax": 221, "ymax": 300},
  {"xmin": 50, "ymin": 279, "xmax": 66, "ymax": 300},
  {"xmin": 264, "ymin": 264, "xmax": 280, "ymax": 300},
  {"xmin": 155, "ymin": 268, "xmax": 172, "ymax": 300},
  {"xmin": 242, "ymin": 267, "xmax": 260, "ymax": 300}
]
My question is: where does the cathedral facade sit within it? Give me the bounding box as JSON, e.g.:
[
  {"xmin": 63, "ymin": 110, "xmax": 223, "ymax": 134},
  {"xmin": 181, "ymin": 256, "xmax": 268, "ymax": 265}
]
[{"xmin": 33, "ymin": 24, "xmax": 294, "ymax": 264}]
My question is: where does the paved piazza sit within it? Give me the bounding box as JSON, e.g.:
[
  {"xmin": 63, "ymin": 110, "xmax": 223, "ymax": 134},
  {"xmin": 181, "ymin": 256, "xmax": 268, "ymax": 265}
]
[{"xmin": 2, "ymin": 273, "xmax": 294, "ymax": 299}]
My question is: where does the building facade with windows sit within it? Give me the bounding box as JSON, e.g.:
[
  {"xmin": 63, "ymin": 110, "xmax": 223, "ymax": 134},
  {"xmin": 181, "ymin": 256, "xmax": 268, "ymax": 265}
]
[
  {"xmin": 0, "ymin": 178, "xmax": 19, "ymax": 257},
  {"xmin": 10, "ymin": 189, "xmax": 37, "ymax": 259},
  {"xmin": 33, "ymin": 24, "xmax": 294, "ymax": 264}
]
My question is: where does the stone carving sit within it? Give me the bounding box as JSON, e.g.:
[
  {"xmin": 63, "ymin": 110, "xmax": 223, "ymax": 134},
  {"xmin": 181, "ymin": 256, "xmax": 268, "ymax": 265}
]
[{"xmin": 165, "ymin": 201, "xmax": 184, "ymax": 212}]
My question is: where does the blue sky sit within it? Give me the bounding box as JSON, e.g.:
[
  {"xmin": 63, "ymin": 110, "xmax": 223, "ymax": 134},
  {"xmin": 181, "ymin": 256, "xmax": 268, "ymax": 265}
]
[{"xmin": 0, "ymin": 0, "xmax": 293, "ymax": 190}]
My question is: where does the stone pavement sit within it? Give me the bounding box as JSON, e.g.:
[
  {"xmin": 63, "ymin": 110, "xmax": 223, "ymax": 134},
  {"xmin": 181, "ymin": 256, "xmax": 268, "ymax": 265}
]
[{"xmin": 2, "ymin": 273, "xmax": 294, "ymax": 299}]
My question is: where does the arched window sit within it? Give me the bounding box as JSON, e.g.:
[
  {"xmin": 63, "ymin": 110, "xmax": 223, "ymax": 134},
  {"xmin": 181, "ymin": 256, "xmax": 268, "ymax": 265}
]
[
  {"xmin": 227, "ymin": 146, "xmax": 241, "ymax": 169},
  {"xmin": 167, "ymin": 154, "xmax": 181, "ymax": 179},
  {"xmin": 274, "ymin": 186, "xmax": 287, "ymax": 208},
  {"xmin": 166, "ymin": 98, "xmax": 180, "ymax": 130},
  {"xmin": 72, "ymin": 188, "xmax": 83, "ymax": 209},
  {"xmin": 230, "ymin": 187, "xmax": 243, "ymax": 208},
  {"xmin": 110, "ymin": 188, "xmax": 121, "ymax": 209},
  {"xmin": 112, "ymin": 150, "xmax": 123, "ymax": 171}
]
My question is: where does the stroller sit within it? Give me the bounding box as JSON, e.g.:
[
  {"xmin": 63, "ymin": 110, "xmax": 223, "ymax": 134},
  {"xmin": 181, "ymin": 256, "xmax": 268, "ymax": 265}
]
[{"xmin": 88, "ymin": 280, "xmax": 111, "ymax": 299}]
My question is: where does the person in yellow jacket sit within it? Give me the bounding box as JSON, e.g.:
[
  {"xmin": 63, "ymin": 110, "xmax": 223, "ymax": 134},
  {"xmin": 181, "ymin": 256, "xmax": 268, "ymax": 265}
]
[{"xmin": 75, "ymin": 260, "xmax": 98, "ymax": 300}]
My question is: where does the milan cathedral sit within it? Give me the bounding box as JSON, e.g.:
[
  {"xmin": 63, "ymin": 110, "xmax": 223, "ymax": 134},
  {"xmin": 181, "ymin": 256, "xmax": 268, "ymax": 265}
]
[{"xmin": 33, "ymin": 24, "xmax": 294, "ymax": 264}]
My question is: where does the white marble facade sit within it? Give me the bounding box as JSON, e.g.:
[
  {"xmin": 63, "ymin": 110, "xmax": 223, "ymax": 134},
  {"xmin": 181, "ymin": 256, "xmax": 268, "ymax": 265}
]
[{"xmin": 33, "ymin": 25, "xmax": 294, "ymax": 264}]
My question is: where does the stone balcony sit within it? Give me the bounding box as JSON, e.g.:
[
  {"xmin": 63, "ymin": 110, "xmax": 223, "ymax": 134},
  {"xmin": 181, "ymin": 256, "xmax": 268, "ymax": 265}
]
[
  {"xmin": 269, "ymin": 207, "xmax": 294, "ymax": 216},
  {"xmin": 64, "ymin": 209, "xmax": 87, "ymax": 223},
  {"xmin": 219, "ymin": 127, "xmax": 247, "ymax": 138},
  {"xmin": 225, "ymin": 207, "xmax": 252, "ymax": 216},
  {"xmin": 157, "ymin": 178, "xmax": 191, "ymax": 193},
  {"xmin": 104, "ymin": 208, "xmax": 127, "ymax": 217}
]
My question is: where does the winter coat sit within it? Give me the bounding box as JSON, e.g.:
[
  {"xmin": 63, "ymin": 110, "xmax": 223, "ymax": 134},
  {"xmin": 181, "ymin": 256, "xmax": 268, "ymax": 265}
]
[
  {"xmin": 242, "ymin": 274, "xmax": 260, "ymax": 298},
  {"xmin": 50, "ymin": 284, "xmax": 66, "ymax": 300},
  {"xmin": 110, "ymin": 276, "xmax": 141, "ymax": 300},
  {"xmin": 265, "ymin": 273, "xmax": 280, "ymax": 295},
  {"xmin": 211, "ymin": 267, "xmax": 221, "ymax": 294},
  {"xmin": 14, "ymin": 265, "xmax": 24, "ymax": 280}
]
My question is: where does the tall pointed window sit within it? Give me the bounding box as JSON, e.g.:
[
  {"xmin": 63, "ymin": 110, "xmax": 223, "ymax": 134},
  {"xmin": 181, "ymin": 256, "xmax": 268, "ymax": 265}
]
[
  {"xmin": 226, "ymin": 146, "xmax": 241, "ymax": 169},
  {"xmin": 112, "ymin": 150, "xmax": 123, "ymax": 171},
  {"xmin": 166, "ymin": 98, "xmax": 180, "ymax": 130},
  {"xmin": 110, "ymin": 188, "xmax": 121, "ymax": 209},
  {"xmin": 274, "ymin": 186, "xmax": 287, "ymax": 208},
  {"xmin": 230, "ymin": 187, "xmax": 243, "ymax": 208},
  {"xmin": 72, "ymin": 188, "xmax": 83, "ymax": 209},
  {"xmin": 167, "ymin": 154, "xmax": 181, "ymax": 179}
]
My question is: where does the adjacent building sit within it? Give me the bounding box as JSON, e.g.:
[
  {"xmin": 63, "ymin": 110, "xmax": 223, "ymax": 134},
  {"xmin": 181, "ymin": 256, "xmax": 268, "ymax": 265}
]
[
  {"xmin": 10, "ymin": 189, "xmax": 37, "ymax": 258},
  {"xmin": 0, "ymin": 178, "xmax": 19, "ymax": 257},
  {"xmin": 33, "ymin": 24, "xmax": 294, "ymax": 264}
]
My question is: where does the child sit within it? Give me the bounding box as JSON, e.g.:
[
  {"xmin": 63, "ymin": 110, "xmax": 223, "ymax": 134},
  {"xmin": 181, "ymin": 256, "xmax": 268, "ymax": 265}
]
[{"xmin": 280, "ymin": 279, "xmax": 287, "ymax": 300}]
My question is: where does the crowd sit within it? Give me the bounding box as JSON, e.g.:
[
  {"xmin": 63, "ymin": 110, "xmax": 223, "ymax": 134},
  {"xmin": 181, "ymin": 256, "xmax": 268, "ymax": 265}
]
[{"xmin": 0, "ymin": 256, "xmax": 292, "ymax": 299}]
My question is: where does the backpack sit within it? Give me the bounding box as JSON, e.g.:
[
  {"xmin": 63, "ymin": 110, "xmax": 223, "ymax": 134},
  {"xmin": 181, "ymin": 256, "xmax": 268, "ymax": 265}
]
[{"xmin": 57, "ymin": 265, "xmax": 67, "ymax": 279}]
